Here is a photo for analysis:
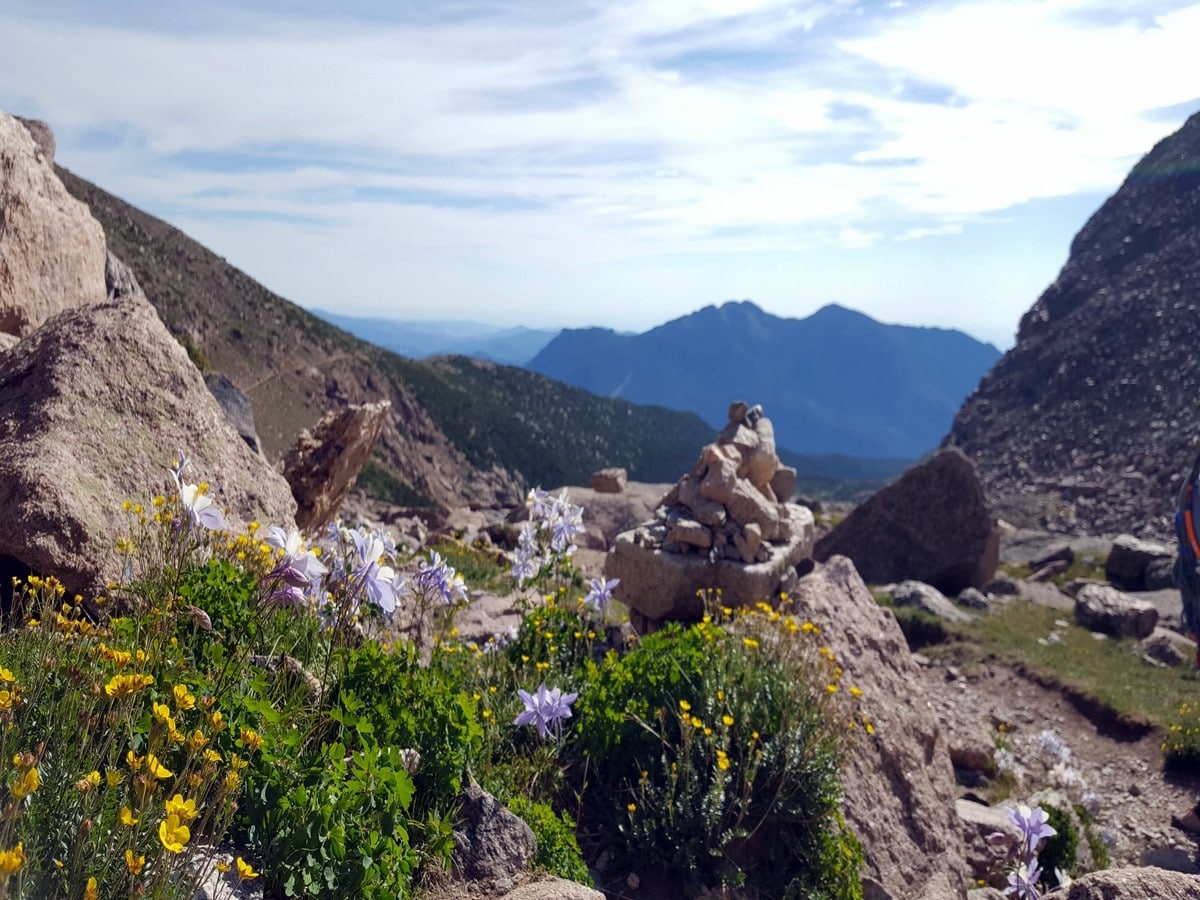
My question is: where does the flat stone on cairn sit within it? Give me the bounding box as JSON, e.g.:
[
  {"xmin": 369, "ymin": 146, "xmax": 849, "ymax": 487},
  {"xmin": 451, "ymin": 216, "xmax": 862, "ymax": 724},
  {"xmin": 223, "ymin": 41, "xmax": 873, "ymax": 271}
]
[{"xmin": 604, "ymin": 402, "xmax": 815, "ymax": 624}]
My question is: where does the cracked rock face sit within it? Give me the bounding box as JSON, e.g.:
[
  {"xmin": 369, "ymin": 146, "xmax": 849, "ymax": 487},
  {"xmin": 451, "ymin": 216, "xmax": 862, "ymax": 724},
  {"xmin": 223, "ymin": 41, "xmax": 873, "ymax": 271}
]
[{"xmin": 605, "ymin": 402, "xmax": 813, "ymax": 623}]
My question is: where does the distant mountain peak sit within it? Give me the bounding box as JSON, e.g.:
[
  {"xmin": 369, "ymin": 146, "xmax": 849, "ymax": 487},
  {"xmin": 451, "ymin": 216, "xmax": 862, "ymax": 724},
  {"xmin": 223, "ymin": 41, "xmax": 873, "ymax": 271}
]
[{"xmin": 528, "ymin": 301, "xmax": 999, "ymax": 459}]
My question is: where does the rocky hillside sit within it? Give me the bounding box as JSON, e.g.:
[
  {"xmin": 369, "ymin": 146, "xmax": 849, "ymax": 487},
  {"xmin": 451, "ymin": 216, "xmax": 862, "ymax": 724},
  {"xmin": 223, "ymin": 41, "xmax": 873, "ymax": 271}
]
[
  {"xmin": 945, "ymin": 109, "xmax": 1200, "ymax": 539},
  {"xmin": 529, "ymin": 301, "xmax": 1000, "ymax": 458},
  {"xmin": 55, "ymin": 167, "xmax": 716, "ymax": 510}
]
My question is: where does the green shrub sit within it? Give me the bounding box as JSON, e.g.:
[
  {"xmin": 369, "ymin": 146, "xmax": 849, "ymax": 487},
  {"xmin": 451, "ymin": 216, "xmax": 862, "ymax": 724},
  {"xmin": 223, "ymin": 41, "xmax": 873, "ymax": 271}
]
[
  {"xmin": 570, "ymin": 610, "xmax": 862, "ymax": 898},
  {"xmin": 506, "ymin": 797, "xmax": 590, "ymax": 884},
  {"xmin": 1037, "ymin": 803, "xmax": 1078, "ymax": 886}
]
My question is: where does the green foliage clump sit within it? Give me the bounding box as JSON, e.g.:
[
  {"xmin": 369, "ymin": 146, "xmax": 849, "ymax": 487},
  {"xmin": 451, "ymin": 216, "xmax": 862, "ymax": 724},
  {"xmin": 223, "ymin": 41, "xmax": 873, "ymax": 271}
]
[
  {"xmin": 571, "ymin": 608, "xmax": 863, "ymax": 899},
  {"xmin": 1037, "ymin": 804, "xmax": 1078, "ymax": 887},
  {"xmin": 505, "ymin": 797, "xmax": 590, "ymax": 884}
]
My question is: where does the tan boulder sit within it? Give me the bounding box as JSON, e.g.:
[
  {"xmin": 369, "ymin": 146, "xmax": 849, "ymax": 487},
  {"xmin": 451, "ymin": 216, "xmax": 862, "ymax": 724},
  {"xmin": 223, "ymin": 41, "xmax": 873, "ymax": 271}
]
[
  {"xmin": 589, "ymin": 467, "xmax": 627, "ymax": 493},
  {"xmin": 0, "ymin": 112, "xmax": 107, "ymax": 335},
  {"xmin": 0, "ymin": 293, "xmax": 297, "ymax": 599},
  {"xmin": 791, "ymin": 556, "xmax": 969, "ymax": 899},
  {"xmin": 1049, "ymin": 866, "xmax": 1200, "ymax": 899},
  {"xmin": 283, "ymin": 401, "xmax": 390, "ymax": 533}
]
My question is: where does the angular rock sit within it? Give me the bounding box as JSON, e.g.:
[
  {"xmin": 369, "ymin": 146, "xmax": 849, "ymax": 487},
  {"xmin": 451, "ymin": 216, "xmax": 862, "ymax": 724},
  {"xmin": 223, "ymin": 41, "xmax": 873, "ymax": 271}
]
[
  {"xmin": 674, "ymin": 475, "xmax": 727, "ymax": 528},
  {"xmin": 282, "ymin": 401, "xmax": 390, "ymax": 533},
  {"xmin": 814, "ymin": 448, "xmax": 1000, "ymax": 594},
  {"xmin": 607, "ymin": 505, "xmax": 814, "ymax": 621},
  {"xmin": 1051, "ymin": 866, "xmax": 1200, "ymax": 899},
  {"xmin": 1074, "ymin": 583, "xmax": 1158, "ymax": 639},
  {"xmin": 665, "ymin": 514, "xmax": 712, "ymax": 550},
  {"xmin": 891, "ymin": 580, "xmax": 976, "ymax": 624},
  {"xmin": 0, "ymin": 112, "xmax": 107, "ymax": 335},
  {"xmin": 1030, "ymin": 558, "xmax": 1071, "ymax": 582},
  {"xmin": 590, "ymin": 467, "xmax": 627, "ymax": 493},
  {"xmin": 1031, "ymin": 542, "xmax": 1074, "ymax": 571},
  {"xmin": 0, "ymin": 294, "xmax": 297, "ymax": 598},
  {"xmin": 1144, "ymin": 556, "xmax": 1178, "ymax": 591},
  {"xmin": 792, "ymin": 556, "xmax": 969, "ymax": 899},
  {"xmin": 956, "ymin": 799, "xmax": 1016, "ymax": 888},
  {"xmin": 957, "ymin": 587, "xmax": 991, "ymax": 611},
  {"xmin": 205, "ymin": 372, "xmax": 263, "ymax": 455},
  {"xmin": 452, "ymin": 778, "xmax": 535, "ymax": 882},
  {"xmin": 770, "ymin": 464, "xmax": 797, "ymax": 502},
  {"xmin": 1140, "ymin": 628, "xmax": 1195, "ymax": 667},
  {"xmin": 1106, "ymin": 534, "xmax": 1174, "ymax": 591},
  {"xmin": 14, "ymin": 116, "xmax": 55, "ymax": 161}
]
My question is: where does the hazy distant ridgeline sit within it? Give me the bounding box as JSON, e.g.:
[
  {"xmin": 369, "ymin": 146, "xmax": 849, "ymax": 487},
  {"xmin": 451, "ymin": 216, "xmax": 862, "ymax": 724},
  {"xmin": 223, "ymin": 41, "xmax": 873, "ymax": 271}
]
[
  {"xmin": 313, "ymin": 310, "xmax": 559, "ymax": 366},
  {"xmin": 528, "ymin": 301, "xmax": 1001, "ymax": 459}
]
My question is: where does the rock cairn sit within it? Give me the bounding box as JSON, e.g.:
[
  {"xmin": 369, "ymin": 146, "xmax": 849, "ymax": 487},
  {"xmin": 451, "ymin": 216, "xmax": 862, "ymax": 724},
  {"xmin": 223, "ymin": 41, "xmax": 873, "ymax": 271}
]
[{"xmin": 605, "ymin": 402, "xmax": 813, "ymax": 626}]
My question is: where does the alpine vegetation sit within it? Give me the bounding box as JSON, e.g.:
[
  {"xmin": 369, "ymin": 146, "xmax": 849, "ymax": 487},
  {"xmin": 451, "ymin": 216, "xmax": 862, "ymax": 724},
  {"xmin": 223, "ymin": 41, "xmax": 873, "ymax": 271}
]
[{"xmin": 0, "ymin": 453, "xmax": 862, "ymax": 899}]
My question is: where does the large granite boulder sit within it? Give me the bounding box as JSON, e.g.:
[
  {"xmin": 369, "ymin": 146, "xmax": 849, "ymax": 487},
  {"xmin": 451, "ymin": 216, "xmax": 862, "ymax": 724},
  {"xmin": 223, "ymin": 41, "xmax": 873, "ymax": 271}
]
[
  {"xmin": 814, "ymin": 448, "xmax": 1000, "ymax": 593},
  {"xmin": 0, "ymin": 112, "xmax": 107, "ymax": 335},
  {"xmin": 0, "ymin": 293, "xmax": 297, "ymax": 599},
  {"xmin": 205, "ymin": 372, "xmax": 264, "ymax": 455},
  {"xmin": 1105, "ymin": 534, "xmax": 1174, "ymax": 591},
  {"xmin": 606, "ymin": 403, "xmax": 816, "ymax": 623},
  {"xmin": 791, "ymin": 556, "xmax": 969, "ymax": 899},
  {"xmin": 1074, "ymin": 583, "xmax": 1159, "ymax": 639},
  {"xmin": 1048, "ymin": 866, "xmax": 1200, "ymax": 899},
  {"xmin": 282, "ymin": 401, "xmax": 390, "ymax": 534}
]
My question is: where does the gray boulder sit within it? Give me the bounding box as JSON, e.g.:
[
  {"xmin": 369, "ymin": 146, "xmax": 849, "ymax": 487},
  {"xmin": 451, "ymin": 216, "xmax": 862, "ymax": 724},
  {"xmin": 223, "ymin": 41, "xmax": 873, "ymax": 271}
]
[
  {"xmin": 452, "ymin": 778, "xmax": 536, "ymax": 883},
  {"xmin": 814, "ymin": 448, "xmax": 1000, "ymax": 593},
  {"xmin": 1106, "ymin": 534, "xmax": 1174, "ymax": 591},
  {"xmin": 891, "ymin": 580, "xmax": 976, "ymax": 623},
  {"xmin": 1074, "ymin": 583, "xmax": 1158, "ymax": 639},
  {"xmin": 1047, "ymin": 866, "xmax": 1200, "ymax": 899},
  {"xmin": 0, "ymin": 112, "xmax": 107, "ymax": 335},
  {"xmin": 205, "ymin": 372, "xmax": 263, "ymax": 455},
  {"xmin": 0, "ymin": 293, "xmax": 298, "ymax": 599},
  {"xmin": 792, "ymin": 556, "xmax": 969, "ymax": 899}
]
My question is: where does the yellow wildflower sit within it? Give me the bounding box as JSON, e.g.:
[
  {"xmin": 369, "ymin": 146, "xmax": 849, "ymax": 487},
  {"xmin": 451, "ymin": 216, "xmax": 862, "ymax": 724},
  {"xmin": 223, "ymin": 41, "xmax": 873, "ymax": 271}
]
[
  {"xmin": 165, "ymin": 793, "xmax": 198, "ymax": 822},
  {"xmin": 106, "ymin": 770, "xmax": 124, "ymax": 788},
  {"xmin": 145, "ymin": 753, "xmax": 172, "ymax": 780},
  {"xmin": 678, "ymin": 699, "xmax": 691, "ymax": 712},
  {"xmin": 153, "ymin": 702, "xmax": 174, "ymax": 724},
  {"xmin": 204, "ymin": 749, "xmax": 221, "ymax": 764},
  {"xmin": 0, "ymin": 689, "xmax": 19, "ymax": 711},
  {"xmin": 215, "ymin": 860, "xmax": 231, "ymax": 874},
  {"xmin": 627, "ymin": 803, "xmax": 637, "ymax": 813},
  {"xmin": 742, "ymin": 637, "xmax": 759, "ymax": 649},
  {"xmin": 716, "ymin": 750, "xmax": 730, "ymax": 771},
  {"xmin": 689, "ymin": 715, "xmax": 703, "ymax": 729},
  {"xmin": 0, "ymin": 668, "xmax": 13, "ymax": 682},
  {"xmin": 76, "ymin": 770, "xmax": 101, "ymax": 793},
  {"xmin": 223, "ymin": 770, "xmax": 241, "ymax": 793},
  {"xmin": 11, "ymin": 766, "xmax": 39, "ymax": 800},
  {"xmin": 105, "ymin": 673, "xmax": 154, "ymax": 699},
  {"xmin": 236, "ymin": 857, "xmax": 260, "ymax": 881},
  {"xmin": 173, "ymin": 684, "xmax": 196, "ymax": 711},
  {"xmin": 158, "ymin": 813, "xmax": 190, "ymax": 854},
  {"xmin": 84, "ymin": 876, "xmax": 98, "ymax": 900},
  {"xmin": 127, "ymin": 750, "xmax": 143, "ymax": 772},
  {"xmin": 188, "ymin": 730, "xmax": 209, "ymax": 751},
  {"xmin": 208, "ymin": 710, "xmax": 226, "ymax": 731},
  {"xmin": 126, "ymin": 848, "xmax": 145, "ymax": 875},
  {"xmin": 849, "ymin": 686, "xmax": 863, "ymax": 698},
  {"xmin": 119, "ymin": 806, "xmax": 139, "ymax": 827},
  {"xmin": 0, "ymin": 843, "xmax": 25, "ymax": 877}
]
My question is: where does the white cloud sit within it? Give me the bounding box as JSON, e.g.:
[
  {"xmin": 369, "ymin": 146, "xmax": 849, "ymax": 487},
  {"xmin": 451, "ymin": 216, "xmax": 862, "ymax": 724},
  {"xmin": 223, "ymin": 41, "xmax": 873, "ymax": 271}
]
[{"xmin": 1, "ymin": 0, "xmax": 1197, "ymax": 345}]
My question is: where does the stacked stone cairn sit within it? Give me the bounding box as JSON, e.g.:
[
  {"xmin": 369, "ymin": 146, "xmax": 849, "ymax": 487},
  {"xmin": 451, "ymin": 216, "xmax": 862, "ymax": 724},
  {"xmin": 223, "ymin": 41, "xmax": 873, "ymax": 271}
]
[{"xmin": 605, "ymin": 402, "xmax": 815, "ymax": 629}]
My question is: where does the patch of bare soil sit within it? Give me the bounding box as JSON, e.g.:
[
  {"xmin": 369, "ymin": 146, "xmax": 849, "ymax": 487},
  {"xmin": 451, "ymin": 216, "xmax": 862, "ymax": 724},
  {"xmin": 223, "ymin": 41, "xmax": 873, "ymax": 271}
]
[{"xmin": 920, "ymin": 659, "xmax": 1200, "ymax": 873}]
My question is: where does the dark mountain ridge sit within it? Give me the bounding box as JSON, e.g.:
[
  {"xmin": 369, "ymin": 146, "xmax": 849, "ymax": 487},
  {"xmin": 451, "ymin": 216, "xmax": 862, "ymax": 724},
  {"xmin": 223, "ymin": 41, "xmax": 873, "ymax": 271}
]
[
  {"xmin": 945, "ymin": 109, "xmax": 1200, "ymax": 539},
  {"xmin": 529, "ymin": 300, "xmax": 1000, "ymax": 458}
]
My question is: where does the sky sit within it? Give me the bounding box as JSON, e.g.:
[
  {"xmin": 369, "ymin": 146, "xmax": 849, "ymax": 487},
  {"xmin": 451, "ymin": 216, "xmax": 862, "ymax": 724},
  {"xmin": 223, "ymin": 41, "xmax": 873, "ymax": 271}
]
[{"xmin": 3, "ymin": 1, "xmax": 1199, "ymax": 349}]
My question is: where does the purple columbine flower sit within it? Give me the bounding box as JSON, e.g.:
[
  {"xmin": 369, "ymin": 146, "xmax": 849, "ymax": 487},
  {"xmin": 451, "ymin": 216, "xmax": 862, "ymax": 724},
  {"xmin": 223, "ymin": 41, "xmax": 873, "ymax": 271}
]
[
  {"xmin": 1007, "ymin": 804, "xmax": 1056, "ymax": 859},
  {"xmin": 265, "ymin": 525, "xmax": 329, "ymax": 588},
  {"xmin": 1004, "ymin": 857, "xmax": 1044, "ymax": 900},
  {"xmin": 514, "ymin": 683, "xmax": 578, "ymax": 741},
  {"xmin": 584, "ymin": 577, "xmax": 619, "ymax": 614},
  {"xmin": 415, "ymin": 550, "xmax": 467, "ymax": 605},
  {"xmin": 352, "ymin": 530, "xmax": 399, "ymax": 615}
]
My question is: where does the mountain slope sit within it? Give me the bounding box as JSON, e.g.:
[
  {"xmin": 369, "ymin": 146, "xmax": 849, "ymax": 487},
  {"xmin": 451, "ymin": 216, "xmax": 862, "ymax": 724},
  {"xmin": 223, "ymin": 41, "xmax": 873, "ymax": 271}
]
[
  {"xmin": 944, "ymin": 109, "xmax": 1200, "ymax": 538},
  {"xmin": 528, "ymin": 301, "xmax": 999, "ymax": 458},
  {"xmin": 55, "ymin": 167, "xmax": 717, "ymax": 508}
]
